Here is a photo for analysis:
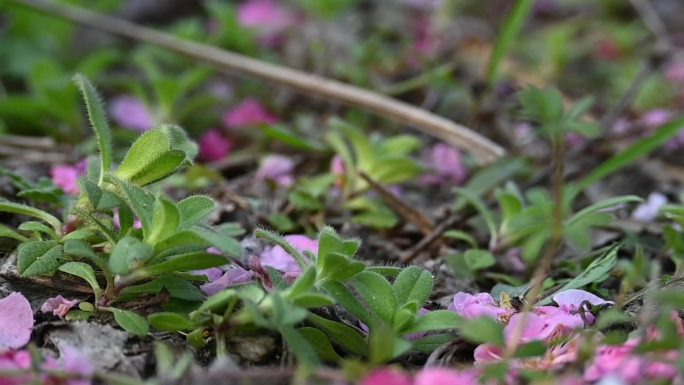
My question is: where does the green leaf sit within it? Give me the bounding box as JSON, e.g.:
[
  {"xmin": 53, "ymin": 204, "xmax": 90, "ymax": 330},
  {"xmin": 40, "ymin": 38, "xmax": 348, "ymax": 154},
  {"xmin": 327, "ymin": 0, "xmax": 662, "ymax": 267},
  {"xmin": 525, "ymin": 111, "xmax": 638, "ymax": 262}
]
[
  {"xmin": 192, "ymin": 227, "xmax": 242, "ymax": 258},
  {"xmin": 17, "ymin": 241, "xmax": 63, "ymax": 277},
  {"xmin": 148, "ymin": 312, "xmax": 193, "ymax": 332},
  {"xmin": 152, "ymin": 230, "xmax": 211, "ymax": 257},
  {"xmin": 317, "ymin": 252, "xmax": 365, "ymax": 283},
  {"xmin": 0, "ymin": 201, "xmax": 62, "ymax": 234},
  {"xmin": 0, "ymin": 224, "xmax": 27, "ymax": 242},
  {"xmin": 320, "ymin": 281, "xmax": 371, "ymax": 325},
  {"xmin": 110, "ymin": 308, "xmax": 150, "ymax": 336},
  {"xmin": 443, "ymin": 230, "xmax": 477, "ymax": 248},
  {"xmin": 278, "ymin": 325, "xmax": 320, "ymax": 366},
  {"xmin": 454, "ymin": 188, "xmax": 498, "ymax": 247},
  {"xmin": 515, "ymin": 341, "xmax": 547, "ymax": 358},
  {"xmin": 287, "ymin": 266, "xmax": 316, "ymax": 298},
  {"xmin": 307, "ymin": 313, "xmax": 368, "ymax": 356},
  {"xmin": 160, "ymin": 124, "xmax": 198, "ymax": 162},
  {"xmin": 392, "ymin": 266, "xmax": 433, "ymax": 306},
  {"xmin": 128, "ymin": 150, "xmax": 186, "ymax": 187},
  {"xmin": 73, "ymin": 74, "xmax": 112, "ymax": 184},
  {"xmin": 541, "ymin": 245, "xmax": 619, "ymax": 304},
  {"xmin": 576, "ymin": 117, "xmax": 684, "ymax": 191},
  {"xmin": 567, "ymin": 195, "xmax": 642, "ymax": 225},
  {"xmin": 143, "ymin": 252, "xmax": 226, "ymax": 276},
  {"xmin": 486, "ymin": 0, "xmax": 534, "ymax": 84},
  {"xmin": 298, "ymin": 327, "xmax": 342, "ymax": 362},
  {"xmin": 464, "ymin": 249, "xmax": 497, "ymax": 271},
  {"xmin": 177, "ymin": 195, "xmax": 216, "ymax": 228},
  {"xmin": 460, "ymin": 317, "xmax": 505, "ymax": 347},
  {"xmin": 147, "ymin": 197, "xmax": 180, "ymax": 245},
  {"xmin": 401, "ymin": 310, "xmax": 461, "ymax": 335},
  {"xmin": 63, "ymin": 239, "xmax": 98, "ymax": 259},
  {"xmin": 18, "ymin": 221, "xmax": 56, "ymax": 238},
  {"xmin": 454, "ymin": 158, "xmax": 528, "ymax": 211},
  {"xmin": 109, "ymin": 236, "xmax": 153, "ymax": 276},
  {"xmin": 58, "ymin": 262, "xmax": 101, "ymax": 294},
  {"xmin": 105, "ymin": 175, "xmax": 155, "ymax": 235},
  {"xmin": 351, "ymin": 271, "xmax": 397, "ymax": 325},
  {"xmin": 117, "ymin": 129, "xmax": 170, "ymax": 180},
  {"xmin": 292, "ymin": 293, "xmax": 335, "ymax": 308},
  {"xmin": 162, "ymin": 276, "xmax": 205, "ymax": 301}
]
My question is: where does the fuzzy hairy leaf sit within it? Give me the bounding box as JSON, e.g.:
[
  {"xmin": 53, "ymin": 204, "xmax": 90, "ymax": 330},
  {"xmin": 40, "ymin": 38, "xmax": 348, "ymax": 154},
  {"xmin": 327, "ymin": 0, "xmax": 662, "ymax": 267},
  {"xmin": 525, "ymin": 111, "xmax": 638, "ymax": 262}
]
[
  {"xmin": 392, "ymin": 266, "xmax": 433, "ymax": 306},
  {"xmin": 117, "ymin": 129, "xmax": 170, "ymax": 180},
  {"xmin": 18, "ymin": 241, "xmax": 63, "ymax": 277},
  {"xmin": 73, "ymin": 74, "xmax": 112, "ymax": 184},
  {"xmin": 128, "ymin": 150, "xmax": 186, "ymax": 187},
  {"xmin": 0, "ymin": 201, "xmax": 62, "ymax": 234},
  {"xmin": 110, "ymin": 308, "xmax": 149, "ymax": 336},
  {"xmin": 177, "ymin": 195, "xmax": 216, "ymax": 228},
  {"xmin": 58, "ymin": 262, "xmax": 101, "ymax": 294},
  {"xmin": 147, "ymin": 197, "xmax": 180, "ymax": 245}
]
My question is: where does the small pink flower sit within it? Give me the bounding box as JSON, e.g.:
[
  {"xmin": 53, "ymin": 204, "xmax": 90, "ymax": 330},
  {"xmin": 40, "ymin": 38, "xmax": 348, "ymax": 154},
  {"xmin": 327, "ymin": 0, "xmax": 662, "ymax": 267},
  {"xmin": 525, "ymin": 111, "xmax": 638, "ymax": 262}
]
[
  {"xmin": 237, "ymin": 0, "xmax": 296, "ymax": 40},
  {"xmin": 198, "ymin": 129, "xmax": 232, "ymax": 163},
  {"xmin": 109, "ymin": 96, "xmax": 154, "ymax": 132},
  {"xmin": 631, "ymin": 192, "xmax": 667, "ymax": 222},
  {"xmin": 421, "ymin": 143, "xmax": 467, "ymax": 186},
  {"xmin": 552, "ymin": 289, "xmax": 613, "ymax": 314},
  {"xmin": 448, "ymin": 292, "xmax": 512, "ymax": 321},
  {"xmin": 0, "ymin": 350, "xmax": 32, "ymax": 385},
  {"xmin": 640, "ymin": 109, "xmax": 673, "ymax": 129},
  {"xmin": 361, "ymin": 368, "xmax": 412, "ymax": 385},
  {"xmin": 0, "ymin": 293, "xmax": 33, "ymax": 351},
  {"xmin": 255, "ymin": 155, "xmax": 295, "ymax": 187},
  {"xmin": 414, "ymin": 368, "xmax": 479, "ymax": 385},
  {"xmin": 112, "ymin": 209, "xmax": 142, "ymax": 230},
  {"xmin": 665, "ymin": 59, "xmax": 684, "ymax": 84},
  {"xmin": 200, "ymin": 267, "xmax": 255, "ymax": 296},
  {"xmin": 41, "ymin": 296, "xmax": 79, "ymax": 319},
  {"xmin": 56, "ymin": 344, "xmax": 94, "ymax": 385},
  {"xmin": 223, "ymin": 99, "xmax": 278, "ymax": 130},
  {"xmin": 51, "ymin": 165, "xmax": 81, "ymax": 196},
  {"xmin": 260, "ymin": 235, "xmax": 318, "ymax": 278}
]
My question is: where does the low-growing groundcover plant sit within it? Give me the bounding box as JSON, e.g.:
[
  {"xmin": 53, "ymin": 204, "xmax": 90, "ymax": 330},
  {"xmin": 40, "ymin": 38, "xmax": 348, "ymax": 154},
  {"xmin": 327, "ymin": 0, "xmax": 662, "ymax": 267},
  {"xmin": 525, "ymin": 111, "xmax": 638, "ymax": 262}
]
[
  {"xmin": 2, "ymin": 1, "xmax": 684, "ymax": 384},
  {"xmin": 0, "ymin": 76, "xmax": 682, "ymax": 385}
]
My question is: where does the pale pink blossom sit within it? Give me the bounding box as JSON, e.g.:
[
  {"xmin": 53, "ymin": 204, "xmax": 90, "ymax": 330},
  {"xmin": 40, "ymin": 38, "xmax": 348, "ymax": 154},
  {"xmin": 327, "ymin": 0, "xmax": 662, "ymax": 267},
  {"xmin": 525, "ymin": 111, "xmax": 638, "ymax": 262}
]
[
  {"xmin": 448, "ymin": 292, "xmax": 512, "ymax": 321},
  {"xmin": 421, "ymin": 143, "xmax": 467, "ymax": 186},
  {"xmin": 41, "ymin": 295, "xmax": 79, "ymax": 319},
  {"xmin": 56, "ymin": 344, "xmax": 95, "ymax": 385},
  {"xmin": 414, "ymin": 368, "xmax": 479, "ymax": 385},
  {"xmin": 200, "ymin": 267, "xmax": 255, "ymax": 296},
  {"xmin": 198, "ymin": 129, "xmax": 232, "ymax": 163},
  {"xmin": 631, "ymin": 192, "xmax": 667, "ymax": 222},
  {"xmin": 0, "ymin": 345, "xmax": 93, "ymax": 385},
  {"xmin": 51, "ymin": 165, "xmax": 81, "ymax": 196},
  {"xmin": 552, "ymin": 289, "xmax": 613, "ymax": 314},
  {"xmin": 223, "ymin": 99, "xmax": 278, "ymax": 130},
  {"xmin": 237, "ymin": 0, "xmax": 296, "ymax": 41},
  {"xmin": 0, "ymin": 350, "xmax": 33, "ymax": 385},
  {"xmin": 260, "ymin": 235, "xmax": 318, "ymax": 279},
  {"xmin": 0, "ymin": 293, "xmax": 33, "ymax": 351},
  {"xmin": 255, "ymin": 155, "xmax": 295, "ymax": 187},
  {"xmin": 640, "ymin": 109, "xmax": 673, "ymax": 128},
  {"xmin": 361, "ymin": 368, "xmax": 412, "ymax": 385},
  {"xmin": 109, "ymin": 96, "xmax": 154, "ymax": 132}
]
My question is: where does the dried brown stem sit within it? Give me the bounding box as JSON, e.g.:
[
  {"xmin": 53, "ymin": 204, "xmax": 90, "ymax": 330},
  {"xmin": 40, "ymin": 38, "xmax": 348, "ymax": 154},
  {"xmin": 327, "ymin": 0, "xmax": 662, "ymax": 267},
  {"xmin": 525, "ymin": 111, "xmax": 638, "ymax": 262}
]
[
  {"xmin": 6, "ymin": 0, "xmax": 505, "ymax": 164},
  {"xmin": 360, "ymin": 172, "xmax": 435, "ymax": 236}
]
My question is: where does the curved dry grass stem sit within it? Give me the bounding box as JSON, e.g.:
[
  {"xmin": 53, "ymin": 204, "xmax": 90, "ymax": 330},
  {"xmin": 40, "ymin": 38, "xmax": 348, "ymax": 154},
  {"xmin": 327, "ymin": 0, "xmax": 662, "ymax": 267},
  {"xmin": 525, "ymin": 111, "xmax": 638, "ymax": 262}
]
[{"xmin": 7, "ymin": 0, "xmax": 506, "ymax": 164}]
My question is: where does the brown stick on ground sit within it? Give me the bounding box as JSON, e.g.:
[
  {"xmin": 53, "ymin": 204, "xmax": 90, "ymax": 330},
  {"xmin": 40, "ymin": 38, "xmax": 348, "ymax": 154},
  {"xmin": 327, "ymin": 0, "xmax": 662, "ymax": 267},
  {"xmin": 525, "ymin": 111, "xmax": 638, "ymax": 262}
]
[
  {"xmin": 6, "ymin": 0, "xmax": 505, "ymax": 165},
  {"xmin": 360, "ymin": 172, "xmax": 435, "ymax": 235}
]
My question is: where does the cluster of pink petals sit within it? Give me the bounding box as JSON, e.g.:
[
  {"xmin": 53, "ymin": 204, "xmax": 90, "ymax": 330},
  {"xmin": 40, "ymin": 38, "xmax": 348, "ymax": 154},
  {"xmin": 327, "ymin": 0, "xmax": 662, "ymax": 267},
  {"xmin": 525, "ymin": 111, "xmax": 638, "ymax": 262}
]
[
  {"xmin": 195, "ymin": 235, "xmax": 318, "ymax": 295},
  {"xmin": 260, "ymin": 235, "xmax": 318, "ymax": 281},
  {"xmin": 0, "ymin": 345, "xmax": 94, "ymax": 385},
  {"xmin": 223, "ymin": 99, "xmax": 278, "ymax": 130},
  {"xmin": 198, "ymin": 129, "xmax": 233, "ymax": 163},
  {"xmin": 255, "ymin": 155, "xmax": 295, "ymax": 187},
  {"xmin": 109, "ymin": 96, "xmax": 154, "ymax": 132},
  {"xmin": 420, "ymin": 143, "xmax": 467, "ymax": 186},
  {"xmin": 237, "ymin": 0, "xmax": 296, "ymax": 42},
  {"xmin": 51, "ymin": 159, "xmax": 87, "ymax": 196},
  {"xmin": 362, "ymin": 367, "xmax": 479, "ymax": 385},
  {"xmin": 40, "ymin": 296, "xmax": 79, "ymax": 319}
]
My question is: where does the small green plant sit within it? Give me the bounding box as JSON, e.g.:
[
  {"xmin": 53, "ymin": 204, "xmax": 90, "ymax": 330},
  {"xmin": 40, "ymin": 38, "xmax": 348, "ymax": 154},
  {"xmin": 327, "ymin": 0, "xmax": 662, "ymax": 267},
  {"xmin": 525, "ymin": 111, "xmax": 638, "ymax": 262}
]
[{"xmin": 0, "ymin": 75, "xmax": 239, "ymax": 334}]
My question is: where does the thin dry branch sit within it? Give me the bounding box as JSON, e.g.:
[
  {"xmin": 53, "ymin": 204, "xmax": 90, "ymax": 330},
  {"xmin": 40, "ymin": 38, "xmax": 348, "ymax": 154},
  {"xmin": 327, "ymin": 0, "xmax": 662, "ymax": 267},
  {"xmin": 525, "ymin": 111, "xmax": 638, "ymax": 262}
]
[{"xmin": 6, "ymin": 0, "xmax": 505, "ymax": 164}]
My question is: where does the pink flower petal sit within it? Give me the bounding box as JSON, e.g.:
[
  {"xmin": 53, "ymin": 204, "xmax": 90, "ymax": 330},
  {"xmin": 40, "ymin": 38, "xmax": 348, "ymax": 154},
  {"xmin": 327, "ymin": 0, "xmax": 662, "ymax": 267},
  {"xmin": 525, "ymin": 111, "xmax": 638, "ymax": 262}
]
[
  {"xmin": 51, "ymin": 165, "xmax": 81, "ymax": 196},
  {"xmin": 40, "ymin": 296, "xmax": 79, "ymax": 319},
  {"xmin": 109, "ymin": 96, "xmax": 154, "ymax": 132},
  {"xmin": 255, "ymin": 155, "xmax": 295, "ymax": 187},
  {"xmin": 448, "ymin": 292, "xmax": 511, "ymax": 321},
  {"xmin": 200, "ymin": 267, "xmax": 255, "ymax": 296},
  {"xmin": 421, "ymin": 143, "xmax": 467, "ymax": 186},
  {"xmin": 0, "ymin": 293, "xmax": 34, "ymax": 351},
  {"xmin": 260, "ymin": 235, "xmax": 317, "ymax": 276},
  {"xmin": 552, "ymin": 289, "xmax": 612, "ymax": 313},
  {"xmin": 198, "ymin": 129, "xmax": 232, "ymax": 163},
  {"xmin": 361, "ymin": 368, "xmax": 412, "ymax": 385},
  {"xmin": 58, "ymin": 344, "xmax": 94, "ymax": 385},
  {"xmin": 0, "ymin": 350, "xmax": 32, "ymax": 385},
  {"xmin": 237, "ymin": 0, "xmax": 296, "ymax": 38},
  {"xmin": 222, "ymin": 99, "xmax": 278, "ymax": 130},
  {"xmin": 414, "ymin": 368, "xmax": 479, "ymax": 385}
]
